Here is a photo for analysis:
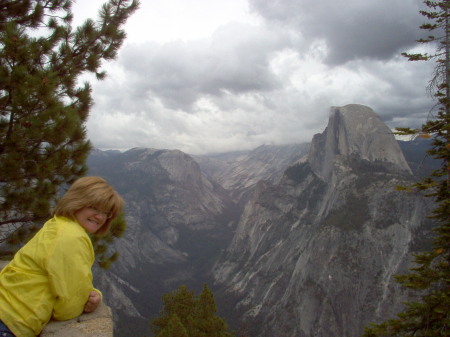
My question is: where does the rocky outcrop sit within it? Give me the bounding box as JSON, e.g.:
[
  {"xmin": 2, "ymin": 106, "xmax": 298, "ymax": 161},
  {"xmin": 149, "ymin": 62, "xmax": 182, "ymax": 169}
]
[{"xmin": 212, "ymin": 104, "xmax": 431, "ymax": 337}]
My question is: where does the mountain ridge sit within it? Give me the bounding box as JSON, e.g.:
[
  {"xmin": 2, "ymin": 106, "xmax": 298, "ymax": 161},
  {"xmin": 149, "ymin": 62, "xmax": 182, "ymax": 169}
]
[{"xmin": 87, "ymin": 104, "xmax": 435, "ymax": 337}]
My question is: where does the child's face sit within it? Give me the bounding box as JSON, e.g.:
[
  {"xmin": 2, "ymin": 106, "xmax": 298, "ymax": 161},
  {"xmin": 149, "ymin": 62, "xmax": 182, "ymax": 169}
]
[{"xmin": 74, "ymin": 206, "xmax": 109, "ymax": 234}]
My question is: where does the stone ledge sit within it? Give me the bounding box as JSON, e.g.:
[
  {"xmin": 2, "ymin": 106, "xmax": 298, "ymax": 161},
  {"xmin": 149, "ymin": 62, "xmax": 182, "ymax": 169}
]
[
  {"xmin": 42, "ymin": 304, "xmax": 113, "ymax": 337},
  {"xmin": 0, "ymin": 260, "xmax": 113, "ymax": 337}
]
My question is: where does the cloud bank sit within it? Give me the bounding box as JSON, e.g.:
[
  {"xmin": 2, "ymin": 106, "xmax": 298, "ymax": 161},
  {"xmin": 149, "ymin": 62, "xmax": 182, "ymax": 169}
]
[{"xmin": 83, "ymin": 0, "xmax": 434, "ymax": 154}]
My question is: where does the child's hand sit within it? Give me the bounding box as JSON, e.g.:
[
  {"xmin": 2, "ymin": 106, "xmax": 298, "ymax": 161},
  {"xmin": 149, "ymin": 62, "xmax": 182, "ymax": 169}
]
[{"xmin": 83, "ymin": 291, "xmax": 102, "ymax": 313}]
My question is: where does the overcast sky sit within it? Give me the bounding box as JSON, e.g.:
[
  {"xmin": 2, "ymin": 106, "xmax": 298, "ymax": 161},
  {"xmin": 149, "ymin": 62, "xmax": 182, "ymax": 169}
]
[{"xmin": 73, "ymin": 0, "xmax": 434, "ymax": 155}]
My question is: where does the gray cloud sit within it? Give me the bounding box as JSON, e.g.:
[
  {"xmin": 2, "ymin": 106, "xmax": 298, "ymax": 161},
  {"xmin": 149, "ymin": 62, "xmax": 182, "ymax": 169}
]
[
  {"xmin": 119, "ymin": 22, "xmax": 291, "ymax": 111},
  {"xmin": 248, "ymin": 0, "xmax": 425, "ymax": 64},
  {"xmin": 86, "ymin": 0, "xmax": 435, "ymax": 154}
]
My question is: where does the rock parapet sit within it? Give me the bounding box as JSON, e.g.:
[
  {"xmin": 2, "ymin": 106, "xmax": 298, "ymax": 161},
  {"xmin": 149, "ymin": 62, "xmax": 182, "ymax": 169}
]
[{"xmin": 41, "ymin": 305, "xmax": 113, "ymax": 337}]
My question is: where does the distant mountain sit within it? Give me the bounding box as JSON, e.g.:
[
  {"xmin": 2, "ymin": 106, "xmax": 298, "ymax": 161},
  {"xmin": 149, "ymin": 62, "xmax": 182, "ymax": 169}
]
[
  {"xmin": 87, "ymin": 105, "xmax": 436, "ymax": 337},
  {"xmin": 212, "ymin": 104, "xmax": 433, "ymax": 337},
  {"xmin": 194, "ymin": 143, "xmax": 310, "ymax": 205}
]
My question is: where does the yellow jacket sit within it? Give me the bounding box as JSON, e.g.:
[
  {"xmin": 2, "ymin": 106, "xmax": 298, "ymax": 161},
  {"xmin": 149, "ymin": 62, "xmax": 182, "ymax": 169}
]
[{"xmin": 0, "ymin": 216, "xmax": 101, "ymax": 337}]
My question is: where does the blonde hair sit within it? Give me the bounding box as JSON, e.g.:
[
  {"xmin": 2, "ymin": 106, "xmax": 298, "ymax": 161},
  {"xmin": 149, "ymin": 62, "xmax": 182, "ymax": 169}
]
[{"xmin": 53, "ymin": 176, "xmax": 124, "ymax": 235}]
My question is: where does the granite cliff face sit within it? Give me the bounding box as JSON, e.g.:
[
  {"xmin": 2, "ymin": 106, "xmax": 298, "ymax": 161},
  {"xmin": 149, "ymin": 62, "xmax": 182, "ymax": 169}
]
[
  {"xmin": 308, "ymin": 104, "xmax": 411, "ymax": 181},
  {"xmin": 212, "ymin": 104, "xmax": 431, "ymax": 337}
]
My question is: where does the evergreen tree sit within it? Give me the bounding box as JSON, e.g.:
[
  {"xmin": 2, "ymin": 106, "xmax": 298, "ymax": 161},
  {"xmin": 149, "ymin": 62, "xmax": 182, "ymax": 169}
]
[
  {"xmin": 152, "ymin": 284, "xmax": 235, "ymax": 337},
  {"xmin": 152, "ymin": 285, "xmax": 197, "ymax": 336},
  {"xmin": 0, "ymin": 0, "xmax": 139, "ymax": 242},
  {"xmin": 161, "ymin": 315, "xmax": 189, "ymax": 337},
  {"xmin": 363, "ymin": 1, "xmax": 450, "ymax": 336},
  {"xmin": 91, "ymin": 212, "xmax": 127, "ymax": 269},
  {"xmin": 193, "ymin": 284, "xmax": 232, "ymax": 337}
]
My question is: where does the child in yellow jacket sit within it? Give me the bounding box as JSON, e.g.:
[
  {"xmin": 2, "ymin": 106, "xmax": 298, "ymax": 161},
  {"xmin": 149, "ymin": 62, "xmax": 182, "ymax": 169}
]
[{"xmin": 0, "ymin": 176, "xmax": 124, "ymax": 337}]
